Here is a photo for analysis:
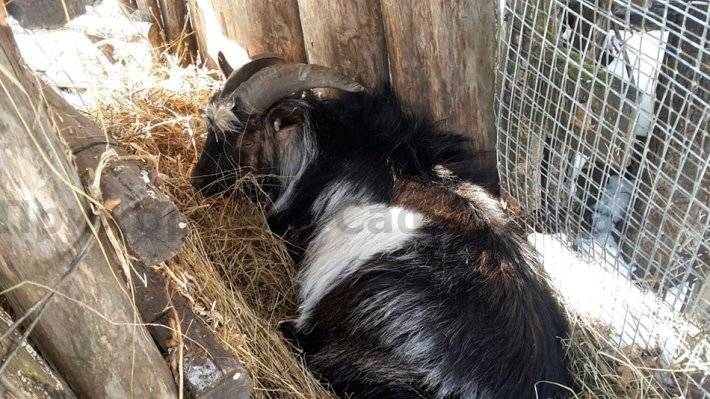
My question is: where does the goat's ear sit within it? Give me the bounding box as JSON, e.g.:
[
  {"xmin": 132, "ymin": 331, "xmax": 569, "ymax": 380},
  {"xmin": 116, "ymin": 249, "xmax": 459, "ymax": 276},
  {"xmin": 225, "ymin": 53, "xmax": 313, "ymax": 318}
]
[
  {"xmin": 217, "ymin": 51, "xmax": 233, "ymax": 77},
  {"xmin": 266, "ymin": 105, "xmax": 306, "ymax": 140},
  {"xmin": 274, "ymin": 124, "xmax": 301, "ymax": 142}
]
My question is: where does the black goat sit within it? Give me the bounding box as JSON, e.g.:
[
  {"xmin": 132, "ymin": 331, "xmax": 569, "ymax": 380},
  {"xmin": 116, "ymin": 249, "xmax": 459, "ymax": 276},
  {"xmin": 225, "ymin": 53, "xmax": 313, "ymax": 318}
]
[{"xmin": 192, "ymin": 54, "xmax": 571, "ymax": 399}]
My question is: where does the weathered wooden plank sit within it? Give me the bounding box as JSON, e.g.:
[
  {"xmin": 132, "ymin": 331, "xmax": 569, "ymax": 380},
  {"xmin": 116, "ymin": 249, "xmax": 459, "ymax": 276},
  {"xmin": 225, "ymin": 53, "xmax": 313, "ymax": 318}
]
[
  {"xmin": 189, "ymin": 0, "xmax": 306, "ymax": 64},
  {"xmin": 136, "ymin": 0, "xmax": 195, "ymax": 61},
  {"xmin": 297, "ymin": 0, "xmax": 388, "ymax": 90},
  {"xmin": 186, "ymin": 0, "xmax": 215, "ymax": 68},
  {"xmin": 134, "ymin": 264, "xmax": 252, "ymax": 399},
  {"xmin": 380, "ymin": 0, "xmax": 498, "ymax": 154},
  {"xmin": 0, "ymin": 10, "xmax": 178, "ymax": 398},
  {"xmin": 0, "ymin": 311, "xmax": 77, "ymax": 399},
  {"xmin": 157, "ymin": 0, "xmax": 187, "ymax": 45},
  {"xmin": 216, "ymin": 0, "xmax": 305, "ymax": 62}
]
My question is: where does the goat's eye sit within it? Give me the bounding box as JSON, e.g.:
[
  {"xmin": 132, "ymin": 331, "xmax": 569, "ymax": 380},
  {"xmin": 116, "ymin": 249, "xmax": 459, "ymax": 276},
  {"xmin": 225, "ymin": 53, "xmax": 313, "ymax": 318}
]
[{"xmin": 241, "ymin": 140, "xmax": 255, "ymax": 149}]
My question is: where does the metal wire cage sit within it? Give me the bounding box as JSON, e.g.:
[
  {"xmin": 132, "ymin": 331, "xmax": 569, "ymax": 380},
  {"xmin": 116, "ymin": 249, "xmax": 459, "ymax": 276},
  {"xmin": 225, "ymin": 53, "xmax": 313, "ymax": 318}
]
[{"xmin": 495, "ymin": 0, "xmax": 708, "ymax": 396}]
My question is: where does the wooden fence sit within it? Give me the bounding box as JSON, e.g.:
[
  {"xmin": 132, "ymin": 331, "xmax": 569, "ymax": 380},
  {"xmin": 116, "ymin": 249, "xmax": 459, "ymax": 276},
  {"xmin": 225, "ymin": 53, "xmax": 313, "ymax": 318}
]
[
  {"xmin": 8, "ymin": 0, "xmax": 499, "ymax": 156},
  {"xmin": 173, "ymin": 0, "xmax": 498, "ymax": 157}
]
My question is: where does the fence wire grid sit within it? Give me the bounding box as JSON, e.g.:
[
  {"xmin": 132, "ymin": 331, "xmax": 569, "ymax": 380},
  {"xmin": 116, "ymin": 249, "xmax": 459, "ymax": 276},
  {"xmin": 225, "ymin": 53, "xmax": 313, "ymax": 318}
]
[{"xmin": 495, "ymin": 0, "xmax": 708, "ymax": 396}]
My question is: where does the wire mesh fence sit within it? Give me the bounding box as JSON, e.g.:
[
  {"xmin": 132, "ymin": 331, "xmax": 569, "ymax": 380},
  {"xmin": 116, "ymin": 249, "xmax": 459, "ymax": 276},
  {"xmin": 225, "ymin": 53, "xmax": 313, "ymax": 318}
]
[{"xmin": 495, "ymin": 0, "xmax": 708, "ymax": 396}]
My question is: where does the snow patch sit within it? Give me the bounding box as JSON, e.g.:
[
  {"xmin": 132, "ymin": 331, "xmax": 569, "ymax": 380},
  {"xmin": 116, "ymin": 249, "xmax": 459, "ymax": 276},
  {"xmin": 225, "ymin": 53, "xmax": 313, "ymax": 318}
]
[
  {"xmin": 531, "ymin": 232, "xmax": 706, "ymax": 367},
  {"xmin": 186, "ymin": 358, "xmax": 221, "ymax": 392}
]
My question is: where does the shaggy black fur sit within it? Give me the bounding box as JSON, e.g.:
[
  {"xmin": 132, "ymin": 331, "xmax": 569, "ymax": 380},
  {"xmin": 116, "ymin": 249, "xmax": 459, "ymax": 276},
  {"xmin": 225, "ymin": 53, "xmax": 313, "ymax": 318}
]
[
  {"xmin": 260, "ymin": 92, "xmax": 499, "ymax": 246},
  {"xmin": 193, "ymin": 88, "xmax": 571, "ymax": 399}
]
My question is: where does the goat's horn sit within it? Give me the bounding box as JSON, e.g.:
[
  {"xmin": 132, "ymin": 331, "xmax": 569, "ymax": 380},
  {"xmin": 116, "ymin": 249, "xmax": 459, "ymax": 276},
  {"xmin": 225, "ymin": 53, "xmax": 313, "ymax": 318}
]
[
  {"xmin": 220, "ymin": 53, "xmax": 285, "ymax": 99},
  {"xmin": 233, "ymin": 63, "xmax": 364, "ymax": 113}
]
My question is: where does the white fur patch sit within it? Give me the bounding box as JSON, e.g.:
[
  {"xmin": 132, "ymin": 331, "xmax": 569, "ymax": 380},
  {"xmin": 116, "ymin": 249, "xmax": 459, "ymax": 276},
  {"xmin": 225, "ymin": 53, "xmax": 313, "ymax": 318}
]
[
  {"xmin": 205, "ymin": 100, "xmax": 236, "ymax": 133},
  {"xmin": 434, "ymin": 164, "xmax": 506, "ymax": 227},
  {"xmin": 297, "ymin": 204, "xmax": 424, "ymax": 327},
  {"xmin": 433, "ymin": 164, "xmax": 455, "ymax": 180},
  {"xmin": 455, "ymin": 182, "xmax": 505, "ymax": 221},
  {"xmin": 311, "ymin": 179, "xmax": 371, "ymax": 221}
]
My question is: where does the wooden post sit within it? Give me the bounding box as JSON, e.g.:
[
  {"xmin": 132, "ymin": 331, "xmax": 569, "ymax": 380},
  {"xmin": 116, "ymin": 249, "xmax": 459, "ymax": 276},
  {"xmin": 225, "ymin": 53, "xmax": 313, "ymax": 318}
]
[
  {"xmin": 0, "ymin": 10, "xmax": 178, "ymax": 398},
  {"xmin": 380, "ymin": 0, "xmax": 498, "ymax": 155},
  {"xmin": 297, "ymin": 0, "xmax": 388, "ymax": 90},
  {"xmin": 157, "ymin": 0, "xmax": 197, "ymax": 62},
  {"xmin": 157, "ymin": 0, "xmax": 188, "ymax": 45},
  {"xmin": 188, "ymin": 0, "xmax": 306, "ymax": 66}
]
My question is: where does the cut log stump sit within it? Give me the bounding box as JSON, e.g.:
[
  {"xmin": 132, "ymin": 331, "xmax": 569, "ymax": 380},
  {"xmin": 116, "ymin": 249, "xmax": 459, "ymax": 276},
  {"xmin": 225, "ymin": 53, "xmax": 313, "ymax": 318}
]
[{"xmin": 43, "ymin": 83, "xmax": 189, "ymax": 267}]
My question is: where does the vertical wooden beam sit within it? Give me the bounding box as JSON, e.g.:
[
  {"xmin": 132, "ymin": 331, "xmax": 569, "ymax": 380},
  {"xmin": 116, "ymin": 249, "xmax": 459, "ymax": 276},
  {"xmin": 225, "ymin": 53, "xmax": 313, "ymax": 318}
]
[
  {"xmin": 157, "ymin": 0, "xmax": 187, "ymax": 45},
  {"xmin": 136, "ymin": 0, "xmax": 196, "ymax": 62},
  {"xmin": 297, "ymin": 0, "xmax": 388, "ymax": 90},
  {"xmin": 188, "ymin": 0, "xmax": 305, "ymax": 68},
  {"xmin": 186, "ymin": 0, "xmax": 214, "ymax": 67},
  {"xmin": 0, "ymin": 11, "xmax": 177, "ymax": 398},
  {"xmin": 381, "ymin": 0, "xmax": 498, "ymax": 154},
  {"xmin": 212, "ymin": 0, "xmax": 305, "ymax": 63}
]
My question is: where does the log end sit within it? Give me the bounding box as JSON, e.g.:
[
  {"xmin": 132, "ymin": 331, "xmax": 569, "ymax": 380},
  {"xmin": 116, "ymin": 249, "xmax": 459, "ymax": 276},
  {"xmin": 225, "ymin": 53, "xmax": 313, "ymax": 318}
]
[
  {"xmin": 99, "ymin": 159, "xmax": 189, "ymax": 266},
  {"xmin": 112, "ymin": 189, "xmax": 189, "ymax": 266}
]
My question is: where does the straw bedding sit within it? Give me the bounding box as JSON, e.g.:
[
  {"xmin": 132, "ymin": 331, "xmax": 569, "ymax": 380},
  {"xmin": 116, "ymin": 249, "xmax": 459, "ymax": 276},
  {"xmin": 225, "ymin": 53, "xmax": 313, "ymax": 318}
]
[
  {"xmin": 94, "ymin": 68, "xmax": 333, "ymax": 398},
  {"xmin": 92, "ymin": 59, "xmax": 693, "ymax": 399}
]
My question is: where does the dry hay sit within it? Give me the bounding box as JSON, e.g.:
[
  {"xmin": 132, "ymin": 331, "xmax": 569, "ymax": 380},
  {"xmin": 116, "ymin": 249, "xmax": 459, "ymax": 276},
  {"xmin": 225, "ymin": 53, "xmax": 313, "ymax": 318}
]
[
  {"xmin": 93, "ymin": 63, "xmax": 333, "ymax": 398},
  {"xmin": 91, "ymin": 59, "xmax": 700, "ymax": 399},
  {"xmin": 565, "ymin": 315, "xmax": 703, "ymax": 399}
]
